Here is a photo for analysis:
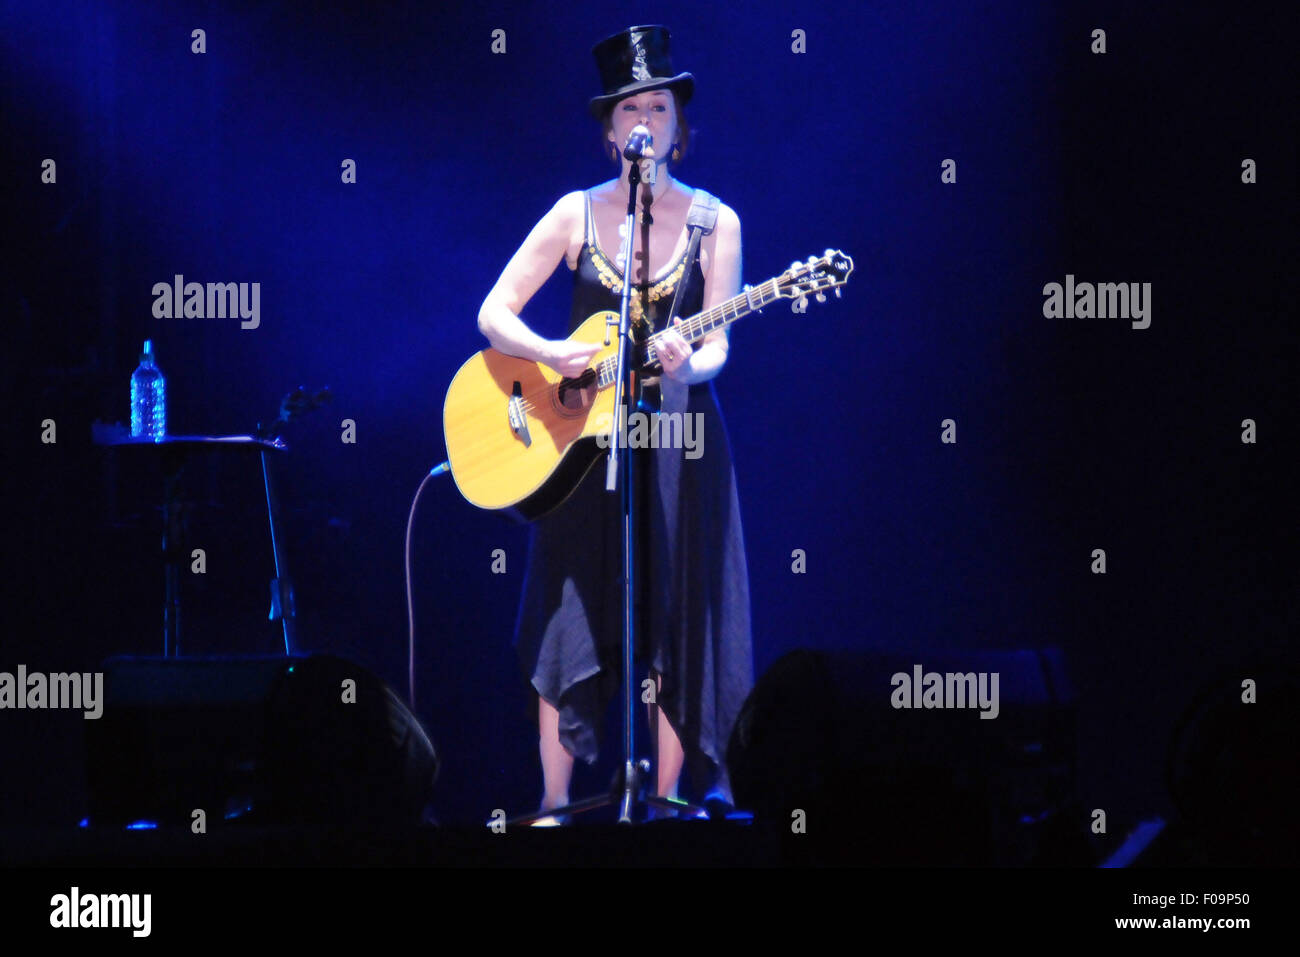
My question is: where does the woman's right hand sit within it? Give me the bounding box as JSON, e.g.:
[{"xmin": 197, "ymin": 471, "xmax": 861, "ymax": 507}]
[{"xmin": 543, "ymin": 339, "xmax": 602, "ymax": 378}]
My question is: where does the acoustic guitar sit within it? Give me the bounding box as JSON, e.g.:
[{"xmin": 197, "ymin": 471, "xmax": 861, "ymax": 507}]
[{"xmin": 444, "ymin": 249, "xmax": 854, "ymax": 521}]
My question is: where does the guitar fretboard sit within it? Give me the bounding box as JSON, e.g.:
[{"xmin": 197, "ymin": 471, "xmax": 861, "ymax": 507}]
[{"xmin": 594, "ymin": 278, "xmax": 782, "ymax": 388}]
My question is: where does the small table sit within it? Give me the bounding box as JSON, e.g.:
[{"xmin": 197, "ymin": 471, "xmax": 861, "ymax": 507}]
[{"xmin": 94, "ymin": 427, "xmax": 289, "ymax": 657}]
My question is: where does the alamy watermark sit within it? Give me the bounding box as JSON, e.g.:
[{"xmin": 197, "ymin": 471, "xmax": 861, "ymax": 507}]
[
  {"xmin": 0, "ymin": 666, "xmax": 103, "ymax": 719},
  {"xmin": 50, "ymin": 887, "xmax": 151, "ymax": 937},
  {"xmin": 152, "ymin": 274, "xmax": 260, "ymax": 329},
  {"xmin": 890, "ymin": 664, "xmax": 999, "ymax": 719},
  {"xmin": 1042, "ymin": 274, "xmax": 1151, "ymax": 329},
  {"xmin": 594, "ymin": 410, "xmax": 704, "ymax": 459}
]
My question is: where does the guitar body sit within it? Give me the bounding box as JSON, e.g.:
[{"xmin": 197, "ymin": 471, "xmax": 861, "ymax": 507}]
[{"xmin": 443, "ymin": 310, "xmax": 625, "ymax": 522}]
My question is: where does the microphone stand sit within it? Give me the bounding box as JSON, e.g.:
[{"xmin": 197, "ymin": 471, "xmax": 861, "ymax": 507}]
[
  {"xmin": 255, "ymin": 386, "xmax": 333, "ymax": 656},
  {"xmin": 507, "ymin": 144, "xmax": 706, "ymax": 826}
]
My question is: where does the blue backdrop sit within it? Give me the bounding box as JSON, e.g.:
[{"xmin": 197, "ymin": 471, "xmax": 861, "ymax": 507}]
[{"xmin": 2, "ymin": 0, "xmax": 1293, "ymax": 837}]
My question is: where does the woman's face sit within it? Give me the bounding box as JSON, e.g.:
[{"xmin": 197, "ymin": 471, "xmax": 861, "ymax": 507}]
[{"xmin": 607, "ymin": 88, "xmax": 678, "ymax": 164}]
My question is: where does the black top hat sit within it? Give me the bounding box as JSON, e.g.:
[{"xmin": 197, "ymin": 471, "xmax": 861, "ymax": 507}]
[{"xmin": 588, "ymin": 25, "xmax": 694, "ymax": 118}]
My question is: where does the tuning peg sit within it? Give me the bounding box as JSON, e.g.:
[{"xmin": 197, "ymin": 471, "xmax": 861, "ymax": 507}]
[
  {"xmin": 834, "ymin": 289, "xmax": 842, "ymax": 298},
  {"xmin": 815, "ymin": 292, "xmax": 826, "ymax": 303}
]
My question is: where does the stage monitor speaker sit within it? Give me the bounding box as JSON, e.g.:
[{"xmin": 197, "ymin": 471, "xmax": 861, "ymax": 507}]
[
  {"xmin": 84, "ymin": 654, "xmax": 438, "ymax": 830},
  {"xmin": 1166, "ymin": 664, "xmax": 1300, "ymax": 866},
  {"xmin": 726, "ymin": 647, "xmax": 1086, "ymax": 865}
]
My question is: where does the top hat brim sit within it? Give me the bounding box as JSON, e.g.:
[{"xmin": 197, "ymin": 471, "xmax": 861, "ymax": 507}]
[{"xmin": 588, "ymin": 73, "xmax": 694, "ymax": 118}]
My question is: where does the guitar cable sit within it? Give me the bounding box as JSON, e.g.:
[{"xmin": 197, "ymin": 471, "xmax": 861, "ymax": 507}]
[{"xmin": 405, "ymin": 461, "xmax": 450, "ymax": 709}]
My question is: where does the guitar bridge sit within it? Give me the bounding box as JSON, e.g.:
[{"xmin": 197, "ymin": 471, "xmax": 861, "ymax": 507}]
[{"xmin": 508, "ymin": 381, "xmax": 531, "ymax": 447}]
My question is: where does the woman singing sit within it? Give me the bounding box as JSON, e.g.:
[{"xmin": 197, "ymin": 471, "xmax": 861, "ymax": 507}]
[{"xmin": 476, "ymin": 25, "xmax": 753, "ymax": 824}]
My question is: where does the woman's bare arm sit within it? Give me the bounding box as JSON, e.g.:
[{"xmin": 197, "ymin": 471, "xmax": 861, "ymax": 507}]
[{"xmin": 478, "ymin": 191, "xmax": 599, "ymax": 376}]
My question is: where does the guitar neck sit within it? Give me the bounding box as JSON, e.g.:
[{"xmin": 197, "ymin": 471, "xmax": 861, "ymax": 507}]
[{"xmin": 594, "ymin": 278, "xmax": 783, "ymax": 388}]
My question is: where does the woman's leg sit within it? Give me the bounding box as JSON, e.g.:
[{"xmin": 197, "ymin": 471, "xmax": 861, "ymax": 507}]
[
  {"xmin": 646, "ymin": 672, "xmax": 685, "ymax": 800},
  {"xmin": 538, "ymin": 695, "xmax": 574, "ymax": 811},
  {"xmin": 656, "ymin": 705, "xmax": 685, "ymax": 800}
]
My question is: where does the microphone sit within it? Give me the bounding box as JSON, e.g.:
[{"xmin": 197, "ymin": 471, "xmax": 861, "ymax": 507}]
[{"xmin": 623, "ymin": 125, "xmax": 653, "ymax": 161}]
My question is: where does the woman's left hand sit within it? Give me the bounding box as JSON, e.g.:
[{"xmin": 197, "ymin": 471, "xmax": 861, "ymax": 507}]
[{"xmin": 658, "ymin": 317, "xmax": 693, "ymax": 381}]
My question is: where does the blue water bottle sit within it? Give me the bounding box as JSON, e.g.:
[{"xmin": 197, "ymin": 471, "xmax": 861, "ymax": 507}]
[{"xmin": 130, "ymin": 339, "xmax": 166, "ymax": 440}]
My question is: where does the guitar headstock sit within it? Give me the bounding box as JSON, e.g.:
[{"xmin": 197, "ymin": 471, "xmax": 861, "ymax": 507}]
[{"xmin": 774, "ymin": 249, "xmax": 854, "ymax": 309}]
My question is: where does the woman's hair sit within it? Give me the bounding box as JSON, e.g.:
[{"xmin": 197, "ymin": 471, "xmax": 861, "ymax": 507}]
[{"xmin": 598, "ymin": 90, "xmax": 691, "ymax": 165}]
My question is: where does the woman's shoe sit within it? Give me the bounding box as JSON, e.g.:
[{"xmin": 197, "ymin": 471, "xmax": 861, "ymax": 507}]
[{"xmin": 530, "ymin": 812, "xmax": 571, "ymax": 827}]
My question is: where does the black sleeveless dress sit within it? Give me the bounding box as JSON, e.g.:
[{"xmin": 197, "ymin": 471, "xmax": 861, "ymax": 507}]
[{"xmin": 512, "ymin": 188, "xmax": 754, "ymax": 801}]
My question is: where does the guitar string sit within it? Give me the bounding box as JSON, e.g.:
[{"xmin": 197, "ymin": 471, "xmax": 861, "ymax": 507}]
[
  {"xmin": 497, "ymin": 257, "xmax": 846, "ymax": 415},
  {"xmin": 509, "ymin": 276, "xmax": 823, "ymax": 414},
  {"xmin": 513, "ymin": 301, "xmax": 755, "ymax": 413},
  {"xmin": 510, "ymin": 291, "xmax": 834, "ymax": 413}
]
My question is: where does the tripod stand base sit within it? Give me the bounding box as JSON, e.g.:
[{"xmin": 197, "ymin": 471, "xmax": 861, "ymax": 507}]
[{"xmin": 503, "ymin": 759, "xmax": 711, "ymax": 828}]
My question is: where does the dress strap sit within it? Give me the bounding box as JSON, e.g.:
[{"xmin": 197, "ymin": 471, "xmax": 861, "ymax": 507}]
[{"xmin": 583, "ymin": 189, "xmax": 596, "ymax": 249}]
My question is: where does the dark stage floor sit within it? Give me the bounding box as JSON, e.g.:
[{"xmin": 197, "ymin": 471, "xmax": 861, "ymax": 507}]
[{"xmin": 4, "ymin": 819, "xmax": 797, "ymax": 868}]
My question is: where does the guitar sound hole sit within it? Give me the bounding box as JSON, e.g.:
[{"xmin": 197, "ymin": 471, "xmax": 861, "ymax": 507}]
[{"xmin": 556, "ymin": 368, "xmax": 597, "ymax": 412}]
